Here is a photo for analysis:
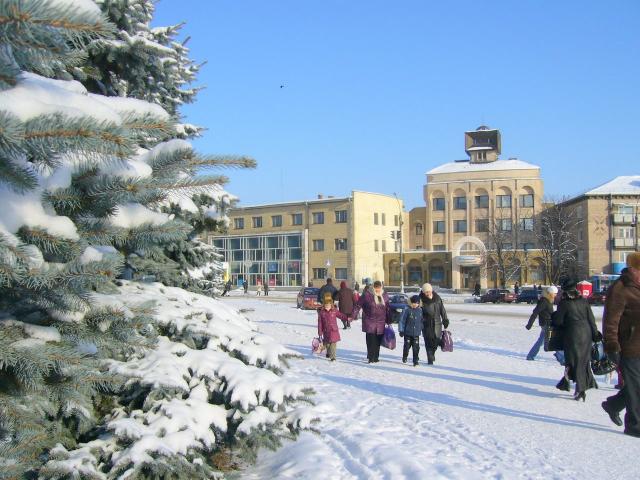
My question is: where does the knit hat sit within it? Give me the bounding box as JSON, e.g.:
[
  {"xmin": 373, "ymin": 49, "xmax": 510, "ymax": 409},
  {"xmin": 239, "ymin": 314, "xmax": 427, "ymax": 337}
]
[
  {"xmin": 410, "ymin": 295, "xmax": 420, "ymax": 304},
  {"xmin": 545, "ymin": 286, "xmax": 558, "ymax": 295},
  {"xmin": 422, "ymin": 283, "xmax": 433, "ymax": 293},
  {"xmin": 627, "ymin": 252, "xmax": 640, "ymax": 270},
  {"xmin": 560, "ymin": 277, "xmax": 578, "ymax": 291},
  {"xmin": 340, "ymin": 281, "xmax": 347, "ymax": 289}
]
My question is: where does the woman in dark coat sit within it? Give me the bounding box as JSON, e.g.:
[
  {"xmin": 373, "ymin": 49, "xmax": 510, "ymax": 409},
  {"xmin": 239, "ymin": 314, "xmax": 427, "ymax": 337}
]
[
  {"xmin": 419, "ymin": 283, "xmax": 449, "ymax": 365},
  {"xmin": 357, "ymin": 280, "xmax": 390, "ymax": 363},
  {"xmin": 552, "ymin": 279, "xmax": 601, "ymax": 401},
  {"xmin": 334, "ymin": 281, "xmax": 356, "ymax": 329}
]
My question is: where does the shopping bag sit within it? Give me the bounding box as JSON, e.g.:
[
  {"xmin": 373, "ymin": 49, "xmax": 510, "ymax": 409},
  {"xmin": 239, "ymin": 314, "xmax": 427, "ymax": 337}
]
[
  {"xmin": 591, "ymin": 341, "xmax": 616, "ymax": 375},
  {"xmin": 543, "ymin": 325, "xmax": 564, "ymax": 352},
  {"xmin": 381, "ymin": 325, "xmax": 396, "ymax": 350},
  {"xmin": 311, "ymin": 337, "xmax": 325, "ymax": 354},
  {"xmin": 440, "ymin": 329, "xmax": 453, "ymax": 352}
]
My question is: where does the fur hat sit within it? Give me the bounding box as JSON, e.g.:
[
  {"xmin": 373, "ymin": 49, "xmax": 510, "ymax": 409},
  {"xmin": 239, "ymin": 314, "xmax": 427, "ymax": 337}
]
[
  {"xmin": 560, "ymin": 277, "xmax": 577, "ymax": 291},
  {"xmin": 627, "ymin": 252, "xmax": 640, "ymax": 270},
  {"xmin": 422, "ymin": 283, "xmax": 433, "ymax": 293},
  {"xmin": 410, "ymin": 295, "xmax": 420, "ymax": 304},
  {"xmin": 545, "ymin": 286, "xmax": 558, "ymax": 295}
]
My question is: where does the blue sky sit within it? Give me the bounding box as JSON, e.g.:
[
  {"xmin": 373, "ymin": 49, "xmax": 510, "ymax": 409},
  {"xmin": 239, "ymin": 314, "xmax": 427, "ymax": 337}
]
[{"xmin": 153, "ymin": 0, "xmax": 639, "ymax": 210}]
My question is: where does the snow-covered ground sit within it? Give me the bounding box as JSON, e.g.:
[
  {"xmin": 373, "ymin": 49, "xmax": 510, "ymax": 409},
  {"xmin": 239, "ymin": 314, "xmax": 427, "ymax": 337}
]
[{"xmin": 221, "ymin": 296, "xmax": 636, "ymax": 480}]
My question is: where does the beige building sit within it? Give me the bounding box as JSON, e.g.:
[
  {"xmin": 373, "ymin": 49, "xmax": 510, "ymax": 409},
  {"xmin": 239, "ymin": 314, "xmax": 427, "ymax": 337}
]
[
  {"xmin": 208, "ymin": 191, "xmax": 405, "ymax": 288},
  {"xmin": 385, "ymin": 126, "xmax": 545, "ymax": 290},
  {"xmin": 560, "ymin": 176, "xmax": 640, "ymax": 289}
]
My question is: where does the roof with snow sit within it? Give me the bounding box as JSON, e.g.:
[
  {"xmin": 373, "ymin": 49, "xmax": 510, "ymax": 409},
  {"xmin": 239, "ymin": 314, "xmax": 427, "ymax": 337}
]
[
  {"xmin": 426, "ymin": 159, "xmax": 540, "ymax": 175},
  {"xmin": 583, "ymin": 176, "xmax": 640, "ymax": 196}
]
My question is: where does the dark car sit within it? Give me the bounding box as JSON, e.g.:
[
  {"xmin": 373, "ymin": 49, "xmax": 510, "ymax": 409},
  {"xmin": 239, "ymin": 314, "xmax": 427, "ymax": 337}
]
[
  {"xmin": 297, "ymin": 287, "xmax": 321, "ymax": 310},
  {"xmin": 516, "ymin": 288, "xmax": 540, "ymax": 304},
  {"xmin": 588, "ymin": 290, "xmax": 607, "ymax": 305},
  {"xmin": 389, "ymin": 293, "xmax": 410, "ymax": 323},
  {"xmin": 479, "ymin": 289, "xmax": 516, "ymax": 303}
]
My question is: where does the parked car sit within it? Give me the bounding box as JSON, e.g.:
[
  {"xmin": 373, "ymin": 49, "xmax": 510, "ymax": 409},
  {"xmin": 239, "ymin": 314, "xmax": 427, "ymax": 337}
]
[
  {"xmin": 516, "ymin": 288, "xmax": 540, "ymax": 304},
  {"xmin": 588, "ymin": 290, "xmax": 607, "ymax": 305},
  {"xmin": 389, "ymin": 293, "xmax": 410, "ymax": 323},
  {"xmin": 297, "ymin": 287, "xmax": 321, "ymax": 310},
  {"xmin": 479, "ymin": 289, "xmax": 516, "ymax": 303}
]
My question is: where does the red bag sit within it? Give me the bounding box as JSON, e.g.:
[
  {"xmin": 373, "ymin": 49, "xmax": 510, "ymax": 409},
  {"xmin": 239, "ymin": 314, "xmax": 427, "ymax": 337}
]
[
  {"xmin": 381, "ymin": 325, "xmax": 396, "ymax": 350},
  {"xmin": 311, "ymin": 337, "xmax": 325, "ymax": 354},
  {"xmin": 440, "ymin": 330, "xmax": 453, "ymax": 352}
]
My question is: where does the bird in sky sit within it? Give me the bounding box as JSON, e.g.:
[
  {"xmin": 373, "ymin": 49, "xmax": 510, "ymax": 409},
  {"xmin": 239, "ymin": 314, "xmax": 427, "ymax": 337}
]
[{"xmin": 280, "ymin": 84, "xmax": 285, "ymax": 88}]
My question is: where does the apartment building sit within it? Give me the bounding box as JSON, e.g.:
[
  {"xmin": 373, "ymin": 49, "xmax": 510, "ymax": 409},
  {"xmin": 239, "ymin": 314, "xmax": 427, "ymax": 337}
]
[
  {"xmin": 208, "ymin": 191, "xmax": 405, "ymax": 288},
  {"xmin": 384, "ymin": 126, "xmax": 545, "ymax": 290}
]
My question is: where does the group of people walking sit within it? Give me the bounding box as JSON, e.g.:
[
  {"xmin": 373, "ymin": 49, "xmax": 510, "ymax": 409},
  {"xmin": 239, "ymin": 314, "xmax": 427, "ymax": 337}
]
[
  {"xmin": 522, "ymin": 252, "xmax": 640, "ymax": 437},
  {"xmin": 316, "ymin": 279, "xmax": 449, "ymax": 366}
]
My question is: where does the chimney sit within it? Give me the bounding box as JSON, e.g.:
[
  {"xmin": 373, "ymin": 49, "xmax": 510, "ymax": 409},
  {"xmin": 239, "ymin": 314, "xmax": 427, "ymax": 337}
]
[{"xmin": 317, "ymin": 194, "xmax": 324, "ymax": 199}]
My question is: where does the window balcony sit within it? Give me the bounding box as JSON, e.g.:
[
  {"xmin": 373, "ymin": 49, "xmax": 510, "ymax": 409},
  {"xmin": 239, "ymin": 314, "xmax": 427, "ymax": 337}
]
[
  {"xmin": 612, "ymin": 214, "xmax": 635, "ymax": 224},
  {"xmin": 613, "ymin": 237, "xmax": 636, "ymax": 248}
]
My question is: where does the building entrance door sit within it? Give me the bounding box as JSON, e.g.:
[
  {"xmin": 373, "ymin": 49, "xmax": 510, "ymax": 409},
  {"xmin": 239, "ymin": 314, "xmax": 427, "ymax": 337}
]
[{"xmin": 461, "ymin": 266, "xmax": 480, "ymax": 289}]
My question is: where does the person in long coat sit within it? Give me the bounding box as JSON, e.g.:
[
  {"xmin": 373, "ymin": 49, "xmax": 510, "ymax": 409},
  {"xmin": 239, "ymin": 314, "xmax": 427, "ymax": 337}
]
[
  {"xmin": 419, "ymin": 283, "xmax": 449, "ymax": 365},
  {"xmin": 317, "ymin": 297, "xmax": 349, "ymax": 361},
  {"xmin": 525, "ymin": 286, "xmax": 557, "ymax": 360},
  {"xmin": 602, "ymin": 253, "xmax": 640, "ymax": 436},
  {"xmin": 334, "ymin": 281, "xmax": 356, "ymax": 329},
  {"xmin": 552, "ymin": 278, "xmax": 601, "ymax": 401},
  {"xmin": 357, "ymin": 280, "xmax": 390, "ymax": 363}
]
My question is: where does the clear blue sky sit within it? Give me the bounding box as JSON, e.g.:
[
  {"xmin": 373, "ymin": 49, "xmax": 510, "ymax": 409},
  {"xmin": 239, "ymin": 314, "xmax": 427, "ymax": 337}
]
[{"xmin": 153, "ymin": 0, "xmax": 639, "ymax": 210}]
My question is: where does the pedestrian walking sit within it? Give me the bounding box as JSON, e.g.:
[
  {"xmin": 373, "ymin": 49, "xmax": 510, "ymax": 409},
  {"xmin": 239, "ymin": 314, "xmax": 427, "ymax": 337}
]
[
  {"xmin": 473, "ymin": 282, "xmax": 481, "ymax": 297},
  {"xmin": 264, "ymin": 282, "xmax": 269, "ymax": 296},
  {"xmin": 243, "ymin": 280, "xmax": 248, "ymax": 295},
  {"xmin": 399, "ymin": 295, "xmax": 422, "ymax": 366},
  {"xmin": 601, "ymin": 253, "xmax": 640, "ymax": 436},
  {"xmin": 317, "ymin": 278, "xmax": 338, "ymax": 303},
  {"xmin": 256, "ymin": 283, "xmax": 263, "ymax": 296},
  {"xmin": 552, "ymin": 278, "xmax": 602, "ymax": 401},
  {"xmin": 221, "ymin": 279, "xmax": 232, "ymax": 297},
  {"xmin": 357, "ymin": 280, "xmax": 390, "ymax": 363},
  {"xmin": 354, "ymin": 281, "xmax": 360, "ymax": 293},
  {"xmin": 525, "ymin": 286, "xmax": 557, "ymax": 360},
  {"xmin": 317, "ymin": 296, "xmax": 349, "ymax": 361},
  {"xmin": 335, "ymin": 281, "xmax": 356, "ymax": 329},
  {"xmin": 514, "ymin": 281, "xmax": 520, "ymax": 296},
  {"xmin": 419, "ymin": 283, "xmax": 449, "ymax": 365}
]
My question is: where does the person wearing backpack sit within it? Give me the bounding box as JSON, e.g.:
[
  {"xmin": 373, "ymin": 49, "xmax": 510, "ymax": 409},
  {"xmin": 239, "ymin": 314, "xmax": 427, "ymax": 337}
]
[{"xmin": 399, "ymin": 295, "xmax": 422, "ymax": 366}]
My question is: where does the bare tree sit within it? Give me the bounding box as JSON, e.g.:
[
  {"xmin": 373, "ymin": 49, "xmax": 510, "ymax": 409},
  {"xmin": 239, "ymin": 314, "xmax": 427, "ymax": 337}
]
[
  {"xmin": 534, "ymin": 198, "xmax": 583, "ymax": 284},
  {"xmin": 483, "ymin": 207, "xmax": 521, "ymax": 288}
]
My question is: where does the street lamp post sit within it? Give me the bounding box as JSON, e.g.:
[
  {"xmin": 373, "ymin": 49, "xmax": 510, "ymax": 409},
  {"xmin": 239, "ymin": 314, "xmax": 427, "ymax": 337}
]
[
  {"xmin": 393, "ymin": 193, "xmax": 405, "ymax": 294},
  {"xmin": 523, "ymin": 245, "xmax": 529, "ymax": 285}
]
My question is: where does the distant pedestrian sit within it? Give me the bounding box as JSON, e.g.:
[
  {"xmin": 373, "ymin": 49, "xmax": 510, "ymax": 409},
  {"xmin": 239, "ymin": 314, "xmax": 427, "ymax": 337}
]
[
  {"xmin": 317, "ymin": 278, "xmax": 338, "ymax": 303},
  {"xmin": 473, "ymin": 282, "xmax": 481, "ymax": 297},
  {"xmin": 357, "ymin": 280, "xmax": 390, "ymax": 363},
  {"xmin": 221, "ymin": 279, "xmax": 232, "ymax": 296},
  {"xmin": 514, "ymin": 281, "xmax": 520, "ymax": 295},
  {"xmin": 264, "ymin": 282, "xmax": 269, "ymax": 296},
  {"xmin": 317, "ymin": 296, "xmax": 349, "ymax": 361},
  {"xmin": 419, "ymin": 283, "xmax": 449, "ymax": 365},
  {"xmin": 256, "ymin": 283, "xmax": 263, "ymax": 296},
  {"xmin": 335, "ymin": 281, "xmax": 356, "ymax": 329},
  {"xmin": 354, "ymin": 281, "xmax": 360, "ymax": 293},
  {"xmin": 399, "ymin": 295, "xmax": 422, "ymax": 366},
  {"xmin": 552, "ymin": 278, "xmax": 601, "ymax": 401},
  {"xmin": 243, "ymin": 280, "xmax": 248, "ymax": 295},
  {"xmin": 525, "ymin": 286, "xmax": 557, "ymax": 360},
  {"xmin": 602, "ymin": 253, "xmax": 640, "ymax": 435},
  {"xmin": 537, "ymin": 284, "xmax": 543, "ymax": 294}
]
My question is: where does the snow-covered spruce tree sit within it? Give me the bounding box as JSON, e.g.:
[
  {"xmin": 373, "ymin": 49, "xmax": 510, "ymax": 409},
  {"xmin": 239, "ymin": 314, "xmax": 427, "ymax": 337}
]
[
  {"xmin": 1, "ymin": 1, "xmax": 315, "ymax": 478},
  {"xmin": 77, "ymin": 0, "xmax": 203, "ymax": 138}
]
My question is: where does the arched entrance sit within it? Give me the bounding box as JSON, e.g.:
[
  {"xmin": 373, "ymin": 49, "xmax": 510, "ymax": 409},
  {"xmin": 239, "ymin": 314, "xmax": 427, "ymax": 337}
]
[
  {"xmin": 452, "ymin": 236, "xmax": 487, "ymax": 290},
  {"xmin": 407, "ymin": 260, "xmax": 423, "ymax": 284}
]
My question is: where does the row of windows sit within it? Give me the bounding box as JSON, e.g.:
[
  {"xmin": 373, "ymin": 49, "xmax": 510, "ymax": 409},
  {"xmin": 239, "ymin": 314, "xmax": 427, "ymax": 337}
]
[
  {"xmin": 431, "ymin": 217, "xmax": 535, "ymax": 234},
  {"xmin": 312, "ymin": 267, "xmax": 348, "ymax": 280},
  {"xmin": 312, "ymin": 238, "xmax": 348, "ymax": 251},
  {"xmin": 373, "ymin": 213, "xmax": 401, "ymax": 226},
  {"xmin": 234, "ymin": 210, "xmax": 348, "ymax": 229},
  {"xmin": 432, "ymin": 194, "xmax": 534, "ymax": 211}
]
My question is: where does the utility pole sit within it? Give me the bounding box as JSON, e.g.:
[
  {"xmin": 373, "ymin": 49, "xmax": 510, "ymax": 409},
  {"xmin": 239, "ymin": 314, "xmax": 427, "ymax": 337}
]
[{"xmin": 394, "ymin": 193, "xmax": 405, "ymax": 294}]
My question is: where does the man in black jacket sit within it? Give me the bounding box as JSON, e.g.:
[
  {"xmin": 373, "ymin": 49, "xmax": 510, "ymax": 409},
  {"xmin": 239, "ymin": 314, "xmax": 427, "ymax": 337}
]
[{"xmin": 317, "ymin": 278, "xmax": 338, "ymax": 304}]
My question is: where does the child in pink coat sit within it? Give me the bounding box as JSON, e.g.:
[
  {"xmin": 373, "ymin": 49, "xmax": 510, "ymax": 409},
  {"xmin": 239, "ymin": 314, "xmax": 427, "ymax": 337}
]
[{"xmin": 317, "ymin": 296, "xmax": 349, "ymax": 361}]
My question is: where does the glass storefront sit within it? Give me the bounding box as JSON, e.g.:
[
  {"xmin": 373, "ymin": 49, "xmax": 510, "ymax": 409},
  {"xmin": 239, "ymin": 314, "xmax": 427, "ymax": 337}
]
[{"xmin": 211, "ymin": 233, "xmax": 304, "ymax": 287}]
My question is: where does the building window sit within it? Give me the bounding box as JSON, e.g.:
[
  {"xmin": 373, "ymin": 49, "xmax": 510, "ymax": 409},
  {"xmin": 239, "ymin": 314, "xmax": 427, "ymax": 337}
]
[
  {"xmin": 252, "ymin": 216, "xmax": 263, "ymax": 228},
  {"xmin": 415, "ymin": 223, "xmax": 423, "ymax": 236},
  {"xmin": 519, "ymin": 194, "xmax": 534, "ymax": 208},
  {"xmin": 234, "ymin": 218, "xmax": 244, "ymax": 230},
  {"xmin": 382, "ymin": 240, "xmax": 387, "ymax": 252},
  {"xmin": 453, "ymin": 196, "xmax": 467, "ymax": 210},
  {"xmin": 416, "ymin": 245, "xmax": 423, "ymax": 250},
  {"xmin": 433, "ymin": 198, "xmax": 445, "ymax": 211},
  {"xmin": 519, "ymin": 217, "xmax": 534, "ymax": 231},
  {"xmin": 374, "ymin": 239, "xmax": 379, "ymax": 252},
  {"xmin": 433, "ymin": 221, "xmax": 445, "ymax": 233},
  {"xmin": 496, "ymin": 195, "xmax": 512, "ymax": 208},
  {"xmin": 454, "ymin": 220, "xmax": 467, "ymax": 233},
  {"xmin": 291, "ymin": 213, "xmax": 303, "ymax": 225},
  {"xmin": 271, "ymin": 215, "xmax": 282, "ymax": 227},
  {"xmin": 617, "ymin": 205, "xmax": 634, "ymax": 214},
  {"xmin": 521, "ymin": 242, "xmax": 535, "ymax": 250},
  {"xmin": 475, "ymin": 219, "xmax": 489, "ymax": 233},
  {"xmin": 313, "ymin": 268, "xmax": 327, "ymax": 279},
  {"xmin": 499, "ymin": 219, "xmax": 512, "ymax": 231},
  {"xmin": 394, "ymin": 215, "xmax": 399, "ymax": 226},
  {"xmin": 475, "ymin": 195, "xmax": 489, "ymax": 208},
  {"xmin": 312, "ymin": 239, "xmax": 325, "ymax": 251},
  {"xmin": 312, "ymin": 212, "xmax": 324, "ymax": 224},
  {"xmin": 335, "ymin": 210, "xmax": 347, "ymax": 223},
  {"xmin": 433, "ymin": 244, "xmax": 446, "ymax": 251},
  {"xmin": 374, "ymin": 213, "xmax": 379, "ymax": 225},
  {"xmin": 335, "ymin": 268, "xmax": 348, "ymax": 280},
  {"xmin": 335, "ymin": 238, "xmax": 348, "ymax": 250},
  {"xmin": 503, "ymin": 243, "xmax": 513, "ymax": 250},
  {"xmin": 381, "ymin": 213, "xmax": 386, "ymax": 225}
]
